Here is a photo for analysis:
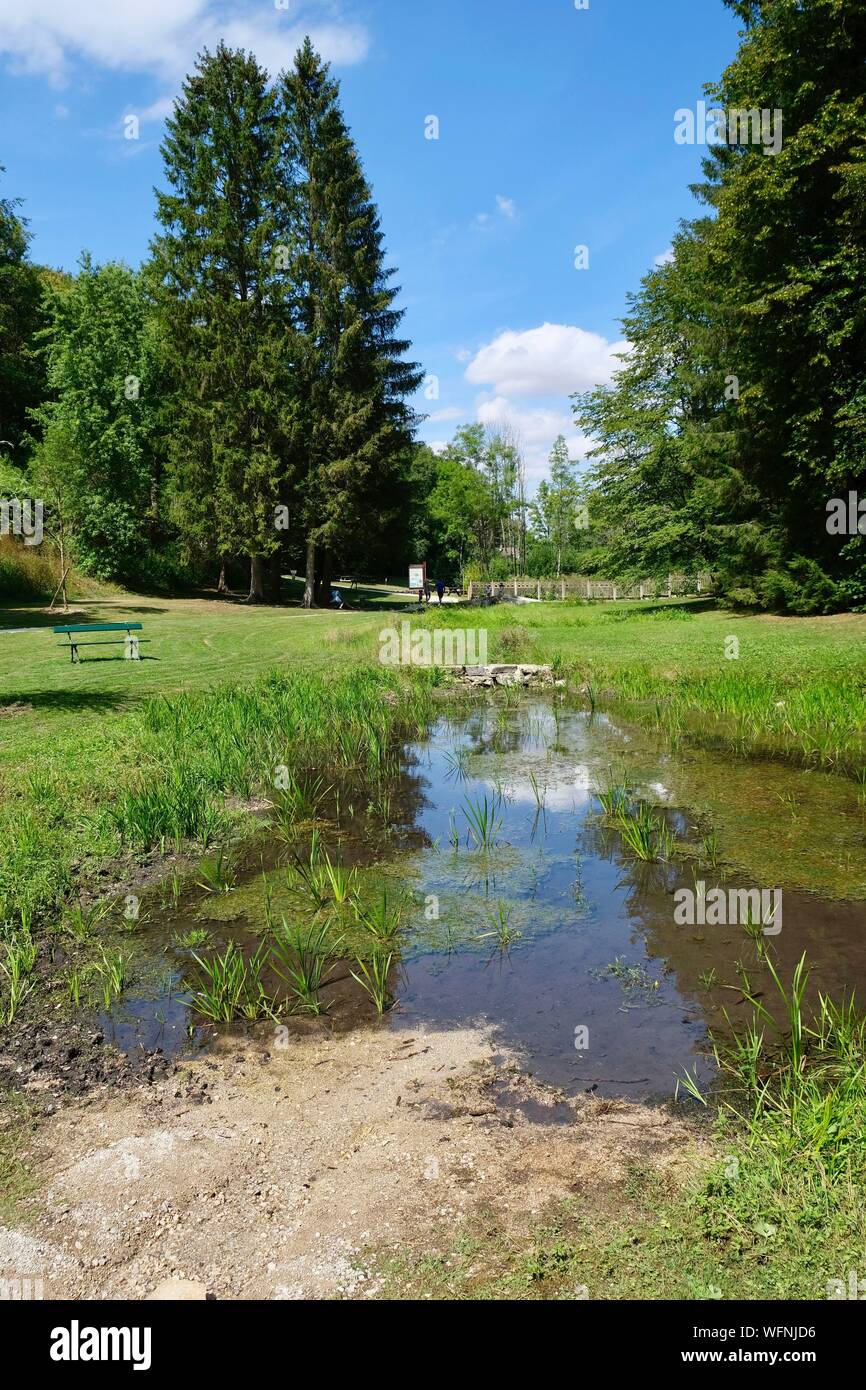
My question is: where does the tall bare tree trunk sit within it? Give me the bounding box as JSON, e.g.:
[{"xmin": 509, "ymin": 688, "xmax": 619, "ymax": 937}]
[
  {"xmin": 317, "ymin": 547, "xmax": 332, "ymax": 606},
  {"xmin": 247, "ymin": 555, "xmax": 266, "ymax": 603},
  {"xmin": 302, "ymin": 537, "xmax": 316, "ymax": 608},
  {"xmin": 58, "ymin": 523, "xmax": 69, "ymax": 612}
]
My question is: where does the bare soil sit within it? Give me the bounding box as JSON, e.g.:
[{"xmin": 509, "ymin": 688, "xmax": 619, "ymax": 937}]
[{"xmin": 0, "ymin": 1019, "xmax": 706, "ymax": 1300}]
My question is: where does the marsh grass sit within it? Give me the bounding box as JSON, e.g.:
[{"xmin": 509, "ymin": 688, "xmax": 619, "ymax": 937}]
[
  {"xmin": 189, "ymin": 940, "xmax": 272, "ymax": 1023},
  {"xmin": 173, "ymin": 926, "xmax": 213, "ymax": 950},
  {"xmin": 350, "ymin": 946, "xmax": 394, "ymax": 1015},
  {"xmin": 615, "ymin": 803, "xmax": 676, "ymax": 863},
  {"xmin": 676, "ymin": 954, "xmax": 866, "ymax": 1285},
  {"xmin": 354, "ymin": 890, "xmax": 405, "ymax": 949},
  {"xmin": 0, "ymin": 667, "xmax": 433, "ymax": 943},
  {"xmin": 60, "ymin": 899, "xmax": 113, "ymax": 943},
  {"xmin": 594, "ymin": 772, "xmax": 630, "ymax": 820},
  {"xmin": 0, "ymin": 933, "xmax": 38, "ymax": 1022},
  {"xmin": 195, "ymin": 849, "xmax": 237, "ymax": 895},
  {"xmin": 284, "ymin": 831, "xmax": 331, "ymax": 910},
  {"xmin": 476, "ymin": 900, "xmax": 521, "ymax": 952},
  {"xmin": 271, "ymin": 918, "xmax": 337, "ymax": 1015},
  {"xmin": 92, "ymin": 947, "xmax": 130, "ymax": 1009},
  {"xmin": 270, "ymin": 772, "xmax": 332, "ymax": 839},
  {"xmin": 462, "ymin": 794, "xmax": 503, "ymax": 850}
]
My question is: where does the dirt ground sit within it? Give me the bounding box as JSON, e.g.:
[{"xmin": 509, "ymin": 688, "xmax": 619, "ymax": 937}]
[{"xmin": 0, "ymin": 1018, "xmax": 706, "ymax": 1300}]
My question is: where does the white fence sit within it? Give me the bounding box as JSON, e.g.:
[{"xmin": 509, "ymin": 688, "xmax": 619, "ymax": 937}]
[{"xmin": 466, "ymin": 572, "xmax": 713, "ymax": 601}]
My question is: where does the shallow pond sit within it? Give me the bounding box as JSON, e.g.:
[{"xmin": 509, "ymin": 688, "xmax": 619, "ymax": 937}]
[{"xmin": 98, "ymin": 697, "xmax": 866, "ymax": 1102}]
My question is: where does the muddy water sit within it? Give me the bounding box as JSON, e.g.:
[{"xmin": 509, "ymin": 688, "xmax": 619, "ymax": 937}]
[{"xmin": 99, "ymin": 699, "xmax": 866, "ymax": 1102}]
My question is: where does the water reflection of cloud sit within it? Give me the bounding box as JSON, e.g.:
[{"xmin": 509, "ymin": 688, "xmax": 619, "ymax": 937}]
[{"xmin": 493, "ymin": 764, "xmax": 594, "ymax": 810}]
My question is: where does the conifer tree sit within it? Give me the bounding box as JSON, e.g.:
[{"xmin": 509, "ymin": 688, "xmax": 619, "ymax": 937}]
[
  {"xmin": 276, "ymin": 40, "xmax": 422, "ymax": 605},
  {"xmin": 150, "ymin": 44, "xmax": 293, "ymax": 600}
]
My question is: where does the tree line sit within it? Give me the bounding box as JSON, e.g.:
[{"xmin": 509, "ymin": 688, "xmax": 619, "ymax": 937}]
[
  {"xmin": 573, "ymin": 0, "xmax": 866, "ymax": 614},
  {"xmin": 1, "ymin": 40, "xmax": 425, "ymax": 603},
  {"xmin": 3, "ymin": 1, "xmax": 864, "ymax": 612}
]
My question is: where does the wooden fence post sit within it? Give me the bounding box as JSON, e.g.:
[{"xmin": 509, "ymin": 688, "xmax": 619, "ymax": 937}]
[{"xmin": 537, "ymin": 580, "xmax": 541, "ymax": 600}]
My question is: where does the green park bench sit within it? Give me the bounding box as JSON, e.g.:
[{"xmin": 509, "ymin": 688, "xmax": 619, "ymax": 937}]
[{"xmin": 53, "ymin": 622, "xmax": 147, "ymax": 664}]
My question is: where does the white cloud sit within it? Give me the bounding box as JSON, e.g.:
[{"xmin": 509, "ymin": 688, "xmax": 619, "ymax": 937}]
[
  {"xmin": 426, "ymin": 406, "xmax": 464, "ymax": 423},
  {"xmin": 472, "ymin": 194, "xmax": 519, "ymax": 231},
  {"xmin": 137, "ymin": 94, "xmax": 178, "ymax": 124},
  {"xmin": 466, "ymin": 322, "xmax": 626, "ymax": 398},
  {"xmin": 0, "ymin": 1, "xmax": 369, "ymax": 86},
  {"xmin": 654, "ymin": 247, "xmax": 675, "ymax": 265}
]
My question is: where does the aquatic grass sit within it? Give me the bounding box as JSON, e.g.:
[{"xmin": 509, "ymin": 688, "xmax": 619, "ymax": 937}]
[
  {"xmin": 594, "ymin": 771, "xmax": 630, "ymax": 820},
  {"xmin": 92, "ymin": 947, "xmax": 130, "ymax": 1009},
  {"xmin": 271, "ymin": 918, "xmax": 338, "ymax": 1016},
  {"xmin": 476, "ymin": 900, "xmax": 522, "ymax": 952},
  {"xmin": 368, "ymin": 785, "xmax": 394, "ymax": 828},
  {"xmin": 284, "ymin": 831, "xmax": 331, "ymax": 910},
  {"xmin": 60, "ymin": 899, "xmax": 113, "ymax": 942},
  {"xmin": 188, "ymin": 940, "xmax": 272, "ymax": 1023},
  {"xmin": 322, "ymin": 854, "xmax": 358, "ymax": 907},
  {"xmin": 699, "ymin": 831, "xmax": 720, "ymax": 869},
  {"xmin": 615, "ymin": 804, "xmax": 663, "ymax": 862},
  {"xmin": 527, "ymin": 770, "xmax": 546, "ymax": 811},
  {"xmin": 680, "ymin": 956, "xmax": 866, "ymax": 1275},
  {"xmin": 462, "ymin": 794, "xmax": 503, "ymax": 850},
  {"xmin": 195, "ymin": 848, "xmax": 237, "ymax": 895},
  {"xmin": 64, "ymin": 967, "xmax": 87, "ymax": 1008},
  {"xmin": 350, "ymin": 946, "xmax": 394, "ymax": 1015},
  {"xmin": 599, "ymin": 956, "xmax": 660, "ymax": 997},
  {"xmin": 0, "ymin": 933, "xmax": 38, "ymax": 1023},
  {"xmin": 613, "ymin": 801, "xmax": 678, "ymax": 863},
  {"xmin": 1, "ymin": 664, "xmax": 433, "ymax": 937},
  {"xmin": 354, "ymin": 890, "xmax": 406, "ymax": 948},
  {"xmin": 108, "ymin": 765, "xmax": 225, "ymax": 851},
  {"xmin": 173, "ymin": 927, "xmax": 213, "ymax": 950},
  {"xmin": 270, "ymin": 772, "xmax": 332, "ymax": 839}
]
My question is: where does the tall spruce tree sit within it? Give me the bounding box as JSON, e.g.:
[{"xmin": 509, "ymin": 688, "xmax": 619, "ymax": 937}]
[
  {"xmin": 150, "ymin": 44, "xmax": 293, "ymax": 601},
  {"xmin": 277, "ymin": 40, "xmax": 422, "ymax": 605}
]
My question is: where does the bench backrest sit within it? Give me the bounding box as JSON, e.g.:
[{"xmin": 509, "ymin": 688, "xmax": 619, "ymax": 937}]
[{"xmin": 53, "ymin": 623, "xmax": 143, "ymax": 634}]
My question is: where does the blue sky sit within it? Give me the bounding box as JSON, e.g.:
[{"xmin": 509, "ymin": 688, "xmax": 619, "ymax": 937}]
[{"xmin": 0, "ymin": 0, "xmax": 739, "ymax": 482}]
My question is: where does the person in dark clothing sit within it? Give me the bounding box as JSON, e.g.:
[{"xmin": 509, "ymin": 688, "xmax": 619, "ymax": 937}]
[{"xmin": 435, "ymin": 579, "xmax": 445, "ymax": 605}]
